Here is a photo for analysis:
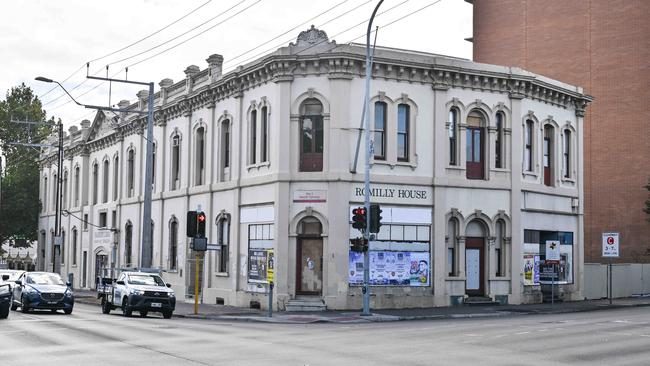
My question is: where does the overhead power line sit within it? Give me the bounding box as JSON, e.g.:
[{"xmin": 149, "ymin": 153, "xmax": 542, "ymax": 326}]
[{"xmin": 39, "ymin": 0, "xmax": 214, "ymax": 100}]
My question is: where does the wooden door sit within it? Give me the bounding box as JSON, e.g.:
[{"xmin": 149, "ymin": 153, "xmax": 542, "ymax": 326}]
[
  {"xmin": 466, "ymin": 127, "xmax": 484, "ymax": 179},
  {"xmin": 465, "ymin": 237, "xmax": 485, "ymax": 296},
  {"xmin": 543, "ymin": 134, "xmax": 552, "ymax": 186},
  {"xmin": 299, "ymin": 116, "xmax": 323, "ymax": 171},
  {"xmin": 296, "ymin": 238, "xmax": 323, "ymax": 295}
]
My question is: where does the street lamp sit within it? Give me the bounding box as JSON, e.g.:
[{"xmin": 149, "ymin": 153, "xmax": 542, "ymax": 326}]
[{"xmin": 34, "ymin": 76, "xmax": 65, "ymax": 274}]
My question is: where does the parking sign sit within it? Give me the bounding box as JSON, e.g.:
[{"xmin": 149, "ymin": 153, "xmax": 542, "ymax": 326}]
[{"xmin": 602, "ymin": 232, "xmax": 620, "ymax": 258}]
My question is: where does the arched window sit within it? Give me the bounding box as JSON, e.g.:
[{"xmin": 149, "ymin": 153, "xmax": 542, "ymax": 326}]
[
  {"xmin": 151, "ymin": 142, "xmax": 156, "ymax": 191},
  {"xmin": 261, "ymin": 106, "xmax": 269, "ymax": 163},
  {"xmin": 169, "ymin": 219, "xmax": 178, "ymax": 270},
  {"xmin": 466, "ymin": 110, "xmax": 486, "ymax": 180},
  {"xmin": 447, "ymin": 218, "xmax": 459, "ymax": 276},
  {"xmin": 249, "ymin": 109, "xmax": 257, "ymax": 165},
  {"xmin": 62, "ymin": 170, "xmax": 68, "ymax": 210},
  {"xmin": 74, "ymin": 166, "xmax": 80, "ymax": 206},
  {"xmin": 220, "ymin": 119, "xmax": 231, "ymax": 181},
  {"xmin": 43, "ymin": 176, "xmax": 47, "ymax": 212},
  {"xmin": 217, "ymin": 215, "xmax": 230, "ymax": 273},
  {"xmin": 195, "ymin": 127, "xmax": 206, "ymax": 186},
  {"xmin": 374, "ymin": 101, "xmax": 387, "ymax": 160},
  {"xmin": 127, "ymin": 149, "xmax": 135, "ymax": 197},
  {"xmin": 524, "ymin": 120, "xmax": 534, "ymax": 172},
  {"xmin": 102, "ymin": 160, "xmax": 109, "ymax": 203},
  {"xmin": 449, "ymin": 108, "xmax": 459, "ymax": 165},
  {"xmin": 299, "ymin": 98, "xmax": 324, "ymax": 172},
  {"xmin": 113, "ymin": 155, "xmax": 119, "ymax": 200},
  {"xmin": 397, "ymin": 104, "xmax": 410, "ymax": 161},
  {"xmin": 495, "ymin": 112, "xmax": 505, "ymax": 169},
  {"xmin": 125, "ymin": 222, "xmax": 133, "ymax": 267},
  {"xmin": 563, "ymin": 129, "xmax": 571, "ymax": 178},
  {"xmin": 171, "ymin": 135, "xmax": 180, "ymax": 190},
  {"xmin": 543, "ymin": 125, "xmax": 554, "ymax": 186},
  {"xmin": 495, "ymin": 219, "xmax": 505, "ymax": 277},
  {"xmin": 71, "ymin": 228, "xmax": 77, "ymax": 266},
  {"xmin": 91, "ymin": 163, "xmax": 98, "ymax": 204}
]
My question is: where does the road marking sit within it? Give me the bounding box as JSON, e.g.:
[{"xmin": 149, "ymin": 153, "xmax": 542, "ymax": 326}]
[{"xmin": 515, "ymin": 331, "xmax": 530, "ymax": 335}]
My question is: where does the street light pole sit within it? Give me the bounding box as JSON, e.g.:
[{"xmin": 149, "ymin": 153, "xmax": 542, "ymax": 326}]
[
  {"xmin": 53, "ymin": 121, "xmax": 63, "ymax": 273},
  {"xmin": 362, "ymin": 0, "xmax": 383, "ymax": 317}
]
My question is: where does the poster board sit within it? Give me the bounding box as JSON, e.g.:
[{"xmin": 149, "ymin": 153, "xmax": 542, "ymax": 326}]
[{"xmin": 348, "ymin": 251, "xmax": 429, "ymax": 286}]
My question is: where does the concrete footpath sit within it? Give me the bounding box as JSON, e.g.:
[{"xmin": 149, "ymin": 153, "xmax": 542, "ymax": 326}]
[{"xmin": 73, "ymin": 290, "xmax": 650, "ymax": 324}]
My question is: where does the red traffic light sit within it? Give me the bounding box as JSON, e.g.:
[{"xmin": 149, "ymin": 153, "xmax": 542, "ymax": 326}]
[
  {"xmin": 352, "ymin": 207, "xmax": 366, "ymax": 215},
  {"xmin": 197, "ymin": 213, "xmax": 206, "ymax": 222}
]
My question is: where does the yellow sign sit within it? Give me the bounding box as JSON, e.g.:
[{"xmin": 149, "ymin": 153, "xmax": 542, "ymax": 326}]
[{"xmin": 267, "ymin": 249, "xmax": 274, "ymax": 284}]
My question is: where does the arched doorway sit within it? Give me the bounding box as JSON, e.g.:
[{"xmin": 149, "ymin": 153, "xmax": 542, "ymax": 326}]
[
  {"xmin": 465, "ymin": 220, "xmax": 487, "ymax": 296},
  {"xmin": 296, "ymin": 217, "xmax": 323, "ymax": 295},
  {"xmin": 94, "ymin": 249, "xmax": 108, "ymax": 289}
]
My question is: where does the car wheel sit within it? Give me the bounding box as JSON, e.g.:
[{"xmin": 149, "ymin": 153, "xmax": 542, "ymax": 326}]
[
  {"xmin": 139, "ymin": 311, "xmax": 148, "ymax": 318},
  {"xmin": 101, "ymin": 299, "xmax": 111, "ymax": 314},
  {"xmin": 0, "ymin": 305, "xmax": 9, "ymax": 319},
  {"xmin": 121, "ymin": 298, "xmax": 132, "ymax": 317},
  {"xmin": 64, "ymin": 308, "xmax": 73, "ymax": 315},
  {"xmin": 162, "ymin": 310, "xmax": 173, "ymax": 319},
  {"xmin": 20, "ymin": 296, "xmax": 29, "ymax": 313}
]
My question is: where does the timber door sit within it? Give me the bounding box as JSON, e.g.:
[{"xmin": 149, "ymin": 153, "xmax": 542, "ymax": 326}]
[
  {"xmin": 543, "ymin": 126, "xmax": 553, "ymax": 186},
  {"xmin": 466, "ymin": 127, "xmax": 485, "ymax": 179},
  {"xmin": 296, "ymin": 238, "xmax": 323, "ymax": 295},
  {"xmin": 465, "ymin": 237, "xmax": 485, "ymax": 296}
]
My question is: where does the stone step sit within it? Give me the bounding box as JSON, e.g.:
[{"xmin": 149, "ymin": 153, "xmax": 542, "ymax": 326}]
[
  {"xmin": 286, "ymin": 298, "xmax": 327, "ymax": 312},
  {"xmin": 464, "ymin": 296, "xmax": 500, "ymax": 306}
]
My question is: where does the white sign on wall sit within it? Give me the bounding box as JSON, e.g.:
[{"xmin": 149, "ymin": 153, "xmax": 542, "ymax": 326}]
[
  {"xmin": 93, "ymin": 230, "xmax": 113, "ymax": 247},
  {"xmin": 545, "ymin": 240, "xmax": 561, "ymax": 264},
  {"xmin": 602, "ymin": 232, "xmax": 620, "ymax": 258}
]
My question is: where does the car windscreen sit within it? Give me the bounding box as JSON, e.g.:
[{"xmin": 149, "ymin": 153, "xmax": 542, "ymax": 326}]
[
  {"xmin": 26, "ymin": 273, "xmax": 65, "ymax": 286},
  {"xmin": 127, "ymin": 275, "xmax": 165, "ymax": 286}
]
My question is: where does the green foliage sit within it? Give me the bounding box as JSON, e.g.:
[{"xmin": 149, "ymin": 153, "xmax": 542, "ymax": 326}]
[{"xmin": 0, "ymin": 84, "xmax": 54, "ymax": 248}]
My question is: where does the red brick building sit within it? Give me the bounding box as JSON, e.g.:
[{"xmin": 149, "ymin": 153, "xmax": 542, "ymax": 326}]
[{"xmin": 470, "ymin": 0, "xmax": 650, "ymax": 263}]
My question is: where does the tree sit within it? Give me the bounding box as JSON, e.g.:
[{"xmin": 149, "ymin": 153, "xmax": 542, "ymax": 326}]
[{"xmin": 0, "ymin": 84, "xmax": 54, "ymax": 253}]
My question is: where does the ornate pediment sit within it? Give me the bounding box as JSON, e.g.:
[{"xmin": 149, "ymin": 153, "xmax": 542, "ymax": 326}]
[{"xmin": 289, "ymin": 25, "xmax": 335, "ymax": 55}]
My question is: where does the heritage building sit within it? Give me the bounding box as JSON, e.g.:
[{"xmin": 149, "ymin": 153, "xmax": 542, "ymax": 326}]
[{"xmin": 38, "ymin": 27, "xmax": 591, "ymax": 309}]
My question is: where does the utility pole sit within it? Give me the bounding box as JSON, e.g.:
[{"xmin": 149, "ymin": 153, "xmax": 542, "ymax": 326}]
[
  {"xmin": 361, "ymin": 0, "xmax": 384, "ymax": 317},
  {"xmin": 9, "ymin": 119, "xmax": 60, "ymax": 273},
  {"xmin": 36, "ymin": 74, "xmax": 155, "ymax": 269}
]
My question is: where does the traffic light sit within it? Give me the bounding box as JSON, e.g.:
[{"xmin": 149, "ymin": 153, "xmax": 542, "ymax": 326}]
[
  {"xmin": 186, "ymin": 211, "xmax": 198, "ymax": 237},
  {"xmin": 196, "ymin": 211, "xmax": 206, "ymax": 238},
  {"xmin": 352, "ymin": 207, "xmax": 367, "ymax": 231},
  {"xmin": 369, "ymin": 204, "xmax": 383, "ymax": 234},
  {"xmin": 349, "ymin": 237, "xmax": 368, "ymax": 252}
]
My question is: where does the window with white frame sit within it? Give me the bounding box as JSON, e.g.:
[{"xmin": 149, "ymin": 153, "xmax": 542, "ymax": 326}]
[
  {"xmin": 217, "ymin": 215, "xmax": 230, "ymax": 273},
  {"xmin": 449, "ymin": 108, "xmax": 459, "ymax": 166},
  {"xmin": 43, "ymin": 176, "xmax": 47, "ymax": 212},
  {"xmin": 169, "ymin": 218, "xmax": 178, "ymax": 270},
  {"xmin": 62, "ymin": 170, "xmax": 68, "ymax": 210},
  {"xmin": 195, "ymin": 127, "xmax": 206, "ymax": 185},
  {"xmin": 220, "ymin": 119, "xmax": 230, "ymax": 181},
  {"xmin": 447, "ymin": 218, "xmax": 459, "ymax": 276},
  {"xmin": 249, "ymin": 109, "xmax": 257, "ymax": 165},
  {"xmin": 495, "ymin": 111, "xmax": 505, "ymax": 169},
  {"xmin": 72, "ymin": 228, "xmax": 77, "ymax": 265},
  {"xmin": 397, "ymin": 104, "xmax": 410, "ymax": 162},
  {"xmin": 171, "ymin": 135, "xmax": 180, "ymax": 190},
  {"xmin": 74, "ymin": 166, "xmax": 80, "ymax": 206},
  {"xmin": 92, "ymin": 164, "xmax": 98, "ymax": 205},
  {"xmin": 113, "ymin": 155, "xmax": 119, "ymax": 200},
  {"xmin": 563, "ymin": 129, "xmax": 571, "ymax": 178},
  {"xmin": 102, "ymin": 159, "xmax": 109, "ymax": 203},
  {"xmin": 524, "ymin": 120, "xmax": 534, "ymax": 172},
  {"xmin": 151, "ymin": 142, "xmax": 156, "ymax": 191},
  {"xmin": 127, "ymin": 149, "xmax": 135, "ymax": 197},
  {"xmin": 374, "ymin": 101, "xmax": 387, "ymax": 160},
  {"xmin": 52, "ymin": 173, "xmax": 57, "ymax": 209},
  {"xmin": 261, "ymin": 106, "xmax": 269, "ymax": 163},
  {"xmin": 125, "ymin": 222, "xmax": 133, "ymax": 266},
  {"xmin": 495, "ymin": 219, "xmax": 506, "ymax": 277}
]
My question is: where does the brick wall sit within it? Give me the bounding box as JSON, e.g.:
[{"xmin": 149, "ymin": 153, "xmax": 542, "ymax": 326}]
[{"xmin": 472, "ymin": 0, "xmax": 650, "ymax": 263}]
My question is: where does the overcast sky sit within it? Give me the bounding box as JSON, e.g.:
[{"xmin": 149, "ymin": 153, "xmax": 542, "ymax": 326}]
[{"xmin": 1, "ymin": 0, "xmax": 472, "ymax": 128}]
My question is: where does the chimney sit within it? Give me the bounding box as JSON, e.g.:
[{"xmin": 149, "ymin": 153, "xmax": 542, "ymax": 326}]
[
  {"xmin": 136, "ymin": 90, "xmax": 149, "ymax": 110},
  {"xmin": 67, "ymin": 126, "xmax": 78, "ymax": 143},
  {"xmin": 80, "ymin": 119, "xmax": 91, "ymax": 139},
  {"xmin": 206, "ymin": 54, "xmax": 224, "ymax": 83},
  {"xmin": 159, "ymin": 78, "xmax": 174, "ymax": 104},
  {"xmin": 184, "ymin": 65, "xmax": 200, "ymax": 93}
]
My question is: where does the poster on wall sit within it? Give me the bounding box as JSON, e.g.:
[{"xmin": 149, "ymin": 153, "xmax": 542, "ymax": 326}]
[
  {"xmin": 349, "ymin": 251, "xmax": 429, "ymax": 287},
  {"xmin": 248, "ymin": 249, "xmax": 269, "ymax": 283},
  {"xmin": 523, "ymin": 254, "xmax": 541, "ymax": 286}
]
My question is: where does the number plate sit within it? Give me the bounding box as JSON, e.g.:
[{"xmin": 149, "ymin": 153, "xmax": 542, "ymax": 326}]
[
  {"xmin": 48, "ymin": 301, "xmax": 57, "ymax": 304},
  {"xmin": 151, "ymin": 303, "xmax": 162, "ymax": 308}
]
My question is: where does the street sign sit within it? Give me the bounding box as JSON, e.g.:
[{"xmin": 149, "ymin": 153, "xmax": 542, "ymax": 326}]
[
  {"xmin": 602, "ymin": 232, "xmax": 620, "ymax": 258},
  {"xmin": 545, "ymin": 240, "xmax": 561, "ymax": 264}
]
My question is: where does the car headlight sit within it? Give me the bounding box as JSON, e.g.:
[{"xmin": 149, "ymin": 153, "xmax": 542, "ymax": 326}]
[
  {"xmin": 64, "ymin": 289, "xmax": 74, "ymax": 298},
  {"xmin": 0, "ymin": 286, "xmax": 8, "ymax": 295},
  {"xmin": 168, "ymin": 291, "xmax": 175, "ymax": 297},
  {"xmin": 129, "ymin": 289, "xmax": 145, "ymax": 295}
]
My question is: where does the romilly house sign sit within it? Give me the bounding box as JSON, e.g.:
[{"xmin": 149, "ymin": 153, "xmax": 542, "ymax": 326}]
[{"xmin": 352, "ymin": 184, "xmax": 432, "ymax": 205}]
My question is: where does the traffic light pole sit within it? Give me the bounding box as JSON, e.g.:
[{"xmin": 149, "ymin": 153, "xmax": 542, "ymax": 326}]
[{"xmin": 362, "ymin": 0, "xmax": 383, "ymax": 317}]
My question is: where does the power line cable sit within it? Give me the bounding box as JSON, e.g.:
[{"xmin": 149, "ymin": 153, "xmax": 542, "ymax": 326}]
[
  {"xmin": 222, "ymin": 0, "xmax": 378, "ymax": 73},
  {"xmin": 39, "ymin": 0, "xmax": 214, "ymax": 100},
  {"xmin": 126, "ymin": 0, "xmax": 262, "ymax": 70}
]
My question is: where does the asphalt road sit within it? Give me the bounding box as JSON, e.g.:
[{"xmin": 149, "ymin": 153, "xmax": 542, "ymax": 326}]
[{"xmin": 1, "ymin": 303, "xmax": 649, "ymax": 366}]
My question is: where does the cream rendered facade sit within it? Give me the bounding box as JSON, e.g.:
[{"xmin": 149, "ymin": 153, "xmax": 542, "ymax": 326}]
[{"xmin": 38, "ymin": 28, "xmax": 591, "ymax": 310}]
